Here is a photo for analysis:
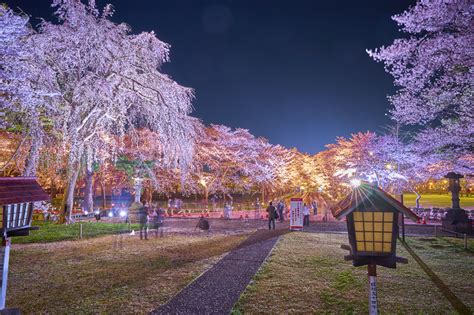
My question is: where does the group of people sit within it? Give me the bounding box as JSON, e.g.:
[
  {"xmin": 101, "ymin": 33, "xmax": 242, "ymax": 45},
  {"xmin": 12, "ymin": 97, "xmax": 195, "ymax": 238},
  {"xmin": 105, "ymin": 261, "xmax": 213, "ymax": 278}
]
[
  {"xmin": 266, "ymin": 200, "xmax": 319, "ymax": 230},
  {"xmin": 137, "ymin": 205, "xmax": 165, "ymax": 240}
]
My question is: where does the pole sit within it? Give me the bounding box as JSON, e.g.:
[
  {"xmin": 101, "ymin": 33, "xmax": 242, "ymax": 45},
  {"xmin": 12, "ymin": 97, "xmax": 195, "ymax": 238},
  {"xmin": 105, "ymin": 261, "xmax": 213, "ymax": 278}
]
[
  {"xmin": 0, "ymin": 237, "xmax": 11, "ymax": 310},
  {"xmin": 464, "ymin": 234, "xmax": 468, "ymax": 250},
  {"xmin": 368, "ymin": 264, "xmax": 378, "ymax": 315},
  {"xmin": 80, "ymin": 223, "xmax": 83, "ymax": 239},
  {"xmin": 399, "ymin": 194, "xmax": 405, "ymax": 243}
]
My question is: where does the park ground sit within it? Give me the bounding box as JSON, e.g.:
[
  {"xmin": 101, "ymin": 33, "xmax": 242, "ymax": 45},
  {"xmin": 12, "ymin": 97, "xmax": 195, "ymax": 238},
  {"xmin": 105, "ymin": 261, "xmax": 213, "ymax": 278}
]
[
  {"xmin": 234, "ymin": 232, "xmax": 473, "ymax": 314},
  {"xmin": 402, "ymin": 193, "xmax": 474, "ymax": 209},
  {"xmin": 7, "ymin": 219, "xmax": 474, "ymax": 314}
]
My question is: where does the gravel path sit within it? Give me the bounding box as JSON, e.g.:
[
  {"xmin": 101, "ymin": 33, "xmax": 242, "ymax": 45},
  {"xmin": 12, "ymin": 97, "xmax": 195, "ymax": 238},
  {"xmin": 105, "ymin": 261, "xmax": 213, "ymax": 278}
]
[
  {"xmin": 152, "ymin": 229, "xmax": 287, "ymax": 315},
  {"xmin": 303, "ymin": 221, "xmax": 453, "ymax": 236}
]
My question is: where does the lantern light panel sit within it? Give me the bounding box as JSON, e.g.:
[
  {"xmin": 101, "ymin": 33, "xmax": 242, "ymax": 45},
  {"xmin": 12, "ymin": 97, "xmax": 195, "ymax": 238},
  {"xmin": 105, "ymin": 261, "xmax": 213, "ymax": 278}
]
[{"xmin": 353, "ymin": 211, "xmax": 394, "ymax": 255}]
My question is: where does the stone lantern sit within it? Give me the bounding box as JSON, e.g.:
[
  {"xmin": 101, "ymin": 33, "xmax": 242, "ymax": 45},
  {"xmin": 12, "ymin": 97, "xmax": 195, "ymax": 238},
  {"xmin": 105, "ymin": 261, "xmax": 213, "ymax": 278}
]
[{"xmin": 442, "ymin": 172, "xmax": 472, "ymax": 234}]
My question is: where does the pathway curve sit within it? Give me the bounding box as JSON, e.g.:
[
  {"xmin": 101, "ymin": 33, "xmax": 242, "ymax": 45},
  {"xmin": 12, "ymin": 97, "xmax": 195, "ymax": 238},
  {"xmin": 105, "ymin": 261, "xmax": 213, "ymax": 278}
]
[{"xmin": 152, "ymin": 229, "xmax": 288, "ymax": 315}]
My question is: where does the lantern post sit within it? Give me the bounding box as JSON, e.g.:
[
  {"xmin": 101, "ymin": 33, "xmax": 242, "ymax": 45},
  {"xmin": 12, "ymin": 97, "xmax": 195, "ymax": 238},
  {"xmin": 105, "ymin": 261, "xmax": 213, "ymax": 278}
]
[
  {"xmin": 332, "ymin": 181, "xmax": 419, "ymax": 314},
  {"xmin": 0, "ymin": 237, "xmax": 11, "ymax": 310},
  {"xmin": 368, "ymin": 263, "xmax": 378, "ymax": 315}
]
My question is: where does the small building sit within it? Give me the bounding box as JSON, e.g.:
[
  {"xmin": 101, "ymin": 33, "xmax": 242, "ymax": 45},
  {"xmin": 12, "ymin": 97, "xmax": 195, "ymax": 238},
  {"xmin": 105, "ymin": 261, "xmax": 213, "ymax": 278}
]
[
  {"xmin": 331, "ymin": 182, "xmax": 419, "ymax": 268},
  {"xmin": 0, "ymin": 177, "xmax": 49, "ymax": 237}
]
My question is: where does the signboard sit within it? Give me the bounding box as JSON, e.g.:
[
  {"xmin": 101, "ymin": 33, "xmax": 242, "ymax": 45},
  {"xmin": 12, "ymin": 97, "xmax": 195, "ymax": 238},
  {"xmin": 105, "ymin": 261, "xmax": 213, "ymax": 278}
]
[{"xmin": 290, "ymin": 198, "xmax": 303, "ymax": 230}]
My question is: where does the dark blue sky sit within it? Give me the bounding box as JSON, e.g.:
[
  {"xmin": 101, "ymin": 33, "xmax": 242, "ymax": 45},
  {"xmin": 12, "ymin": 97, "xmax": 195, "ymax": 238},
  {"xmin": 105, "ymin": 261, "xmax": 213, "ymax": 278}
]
[{"xmin": 9, "ymin": 0, "xmax": 415, "ymax": 153}]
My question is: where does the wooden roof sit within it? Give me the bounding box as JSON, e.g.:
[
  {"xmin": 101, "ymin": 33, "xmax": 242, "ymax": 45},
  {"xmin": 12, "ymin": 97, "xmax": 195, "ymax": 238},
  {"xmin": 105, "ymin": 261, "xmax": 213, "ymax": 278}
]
[
  {"xmin": 331, "ymin": 182, "xmax": 419, "ymax": 222},
  {"xmin": 0, "ymin": 177, "xmax": 49, "ymax": 205}
]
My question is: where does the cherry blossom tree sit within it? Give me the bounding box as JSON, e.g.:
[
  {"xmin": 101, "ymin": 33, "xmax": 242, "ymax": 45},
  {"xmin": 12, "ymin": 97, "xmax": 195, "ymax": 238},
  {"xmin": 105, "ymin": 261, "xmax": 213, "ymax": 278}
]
[
  {"xmin": 27, "ymin": 0, "xmax": 196, "ymax": 221},
  {"xmin": 367, "ymin": 0, "xmax": 473, "ymax": 172},
  {"xmin": 0, "ymin": 5, "xmax": 59, "ymax": 176}
]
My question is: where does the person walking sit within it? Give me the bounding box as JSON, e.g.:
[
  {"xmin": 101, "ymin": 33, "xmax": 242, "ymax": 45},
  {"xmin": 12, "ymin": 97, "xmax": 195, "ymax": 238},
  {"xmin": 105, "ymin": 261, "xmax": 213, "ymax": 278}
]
[
  {"xmin": 303, "ymin": 203, "xmax": 310, "ymax": 227},
  {"xmin": 266, "ymin": 201, "xmax": 277, "ymax": 230},
  {"xmin": 277, "ymin": 200, "xmax": 285, "ymax": 222},
  {"xmin": 312, "ymin": 200, "xmax": 318, "ymax": 218}
]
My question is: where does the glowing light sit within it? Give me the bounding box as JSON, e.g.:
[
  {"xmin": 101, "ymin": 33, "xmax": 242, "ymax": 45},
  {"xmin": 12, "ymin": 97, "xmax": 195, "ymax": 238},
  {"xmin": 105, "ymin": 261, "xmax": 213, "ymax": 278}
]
[
  {"xmin": 199, "ymin": 178, "xmax": 207, "ymax": 187},
  {"xmin": 119, "ymin": 210, "xmax": 127, "ymax": 217},
  {"xmin": 385, "ymin": 163, "xmax": 393, "ymax": 170},
  {"xmin": 108, "ymin": 212, "xmax": 113, "ymax": 218},
  {"xmin": 94, "ymin": 210, "xmax": 100, "ymax": 215},
  {"xmin": 350, "ymin": 179, "xmax": 361, "ymax": 188},
  {"xmin": 84, "ymin": 211, "xmax": 89, "ymax": 215}
]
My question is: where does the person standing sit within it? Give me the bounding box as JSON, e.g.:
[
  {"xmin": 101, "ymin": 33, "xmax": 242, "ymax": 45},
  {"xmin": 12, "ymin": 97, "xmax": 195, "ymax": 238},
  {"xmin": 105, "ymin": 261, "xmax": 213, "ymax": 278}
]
[
  {"xmin": 312, "ymin": 200, "xmax": 318, "ymax": 218},
  {"xmin": 277, "ymin": 200, "xmax": 285, "ymax": 222},
  {"xmin": 138, "ymin": 205, "xmax": 148, "ymax": 240},
  {"xmin": 266, "ymin": 201, "xmax": 277, "ymax": 230},
  {"xmin": 150, "ymin": 208, "xmax": 159, "ymax": 238},
  {"xmin": 303, "ymin": 203, "xmax": 310, "ymax": 227}
]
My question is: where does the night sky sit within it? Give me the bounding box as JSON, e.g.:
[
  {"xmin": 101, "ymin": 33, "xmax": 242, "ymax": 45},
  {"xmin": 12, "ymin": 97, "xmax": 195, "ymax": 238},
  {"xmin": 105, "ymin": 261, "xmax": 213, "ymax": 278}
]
[{"xmin": 8, "ymin": 0, "xmax": 416, "ymax": 154}]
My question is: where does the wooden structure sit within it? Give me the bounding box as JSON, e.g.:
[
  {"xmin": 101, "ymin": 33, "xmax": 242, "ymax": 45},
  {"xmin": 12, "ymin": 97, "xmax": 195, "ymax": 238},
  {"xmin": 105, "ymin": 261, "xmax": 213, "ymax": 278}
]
[
  {"xmin": 0, "ymin": 177, "xmax": 48, "ymax": 237},
  {"xmin": 332, "ymin": 181, "xmax": 419, "ymax": 315},
  {"xmin": 0, "ymin": 177, "xmax": 49, "ymax": 311}
]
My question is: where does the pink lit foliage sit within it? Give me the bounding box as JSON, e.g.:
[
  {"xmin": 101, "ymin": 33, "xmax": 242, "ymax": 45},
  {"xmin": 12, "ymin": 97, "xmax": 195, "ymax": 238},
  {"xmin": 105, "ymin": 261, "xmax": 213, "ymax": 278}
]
[
  {"xmin": 26, "ymin": 0, "xmax": 195, "ymax": 220},
  {"xmin": 368, "ymin": 0, "xmax": 473, "ymax": 171},
  {"xmin": 0, "ymin": 6, "xmax": 58, "ymax": 176}
]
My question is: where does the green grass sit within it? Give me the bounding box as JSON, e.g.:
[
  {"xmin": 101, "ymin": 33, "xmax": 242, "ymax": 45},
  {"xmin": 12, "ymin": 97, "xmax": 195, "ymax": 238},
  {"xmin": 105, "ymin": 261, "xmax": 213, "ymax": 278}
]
[
  {"xmin": 12, "ymin": 221, "xmax": 140, "ymax": 244},
  {"xmin": 406, "ymin": 237, "xmax": 474, "ymax": 311},
  {"xmin": 234, "ymin": 233, "xmax": 474, "ymax": 314},
  {"xmin": 402, "ymin": 193, "xmax": 474, "ymax": 208},
  {"xmin": 9, "ymin": 233, "xmax": 247, "ymax": 313}
]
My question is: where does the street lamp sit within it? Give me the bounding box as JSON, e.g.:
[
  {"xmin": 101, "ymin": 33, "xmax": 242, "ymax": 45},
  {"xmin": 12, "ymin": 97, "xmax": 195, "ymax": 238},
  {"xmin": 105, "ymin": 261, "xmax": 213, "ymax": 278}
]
[{"xmin": 332, "ymin": 181, "xmax": 419, "ymax": 315}]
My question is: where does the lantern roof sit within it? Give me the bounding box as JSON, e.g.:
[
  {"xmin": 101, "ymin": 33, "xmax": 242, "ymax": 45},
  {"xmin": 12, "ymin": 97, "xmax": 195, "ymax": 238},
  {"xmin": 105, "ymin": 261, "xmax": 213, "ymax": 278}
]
[
  {"xmin": 0, "ymin": 177, "xmax": 50, "ymax": 205},
  {"xmin": 331, "ymin": 182, "xmax": 419, "ymax": 221}
]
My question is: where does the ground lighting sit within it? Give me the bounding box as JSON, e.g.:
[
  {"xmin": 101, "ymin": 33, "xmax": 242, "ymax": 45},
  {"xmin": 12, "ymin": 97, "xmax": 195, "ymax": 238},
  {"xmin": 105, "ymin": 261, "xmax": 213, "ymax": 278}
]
[{"xmin": 331, "ymin": 181, "xmax": 419, "ymax": 315}]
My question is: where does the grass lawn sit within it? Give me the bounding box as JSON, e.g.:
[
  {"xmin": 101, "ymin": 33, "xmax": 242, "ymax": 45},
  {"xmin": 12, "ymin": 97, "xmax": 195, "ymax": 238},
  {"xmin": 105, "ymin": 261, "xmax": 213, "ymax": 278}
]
[
  {"xmin": 402, "ymin": 193, "xmax": 474, "ymax": 208},
  {"xmin": 406, "ymin": 237, "xmax": 474, "ymax": 311},
  {"xmin": 12, "ymin": 221, "xmax": 140, "ymax": 244},
  {"xmin": 234, "ymin": 232, "xmax": 474, "ymax": 314},
  {"xmin": 9, "ymin": 232, "xmax": 248, "ymax": 314}
]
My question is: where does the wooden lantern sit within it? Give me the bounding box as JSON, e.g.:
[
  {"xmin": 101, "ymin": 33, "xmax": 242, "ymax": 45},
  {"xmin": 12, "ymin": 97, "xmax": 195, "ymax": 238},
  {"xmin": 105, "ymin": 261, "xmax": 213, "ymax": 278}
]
[
  {"xmin": 331, "ymin": 182, "xmax": 419, "ymax": 314},
  {"xmin": 0, "ymin": 177, "xmax": 49, "ymax": 237},
  {"xmin": 0, "ymin": 177, "xmax": 49, "ymax": 311}
]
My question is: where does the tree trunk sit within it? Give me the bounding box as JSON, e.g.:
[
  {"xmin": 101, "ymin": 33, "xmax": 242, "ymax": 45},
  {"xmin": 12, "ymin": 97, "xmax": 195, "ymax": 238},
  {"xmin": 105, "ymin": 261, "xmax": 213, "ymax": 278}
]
[
  {"xmin": 63, "ymin": 166, "xmax": 80, "ymax": 224},
  {"xmin": 414, "ymin": 190, "xmax": 421, "ymax": 208},
  {"xmin": 23, "ymin": 134, "xmax": 43, "ymax": 176},
  {"xmin": 146, "ymin": 187, "xmax": 153, "ymax": 204},
  {"xmin": 83, "ymin": 168, "xmax": 94, "ymax": 213},
  {"xmin": 50, "ymin": 180, "xmax": 57, "ymax": 199},
  {"xmin": 100, "ymin": 181, "xmax": 106, "ymax": 209},
  {"xmin": 261, "ymin": 188, "xmax": 265, "ymax": 206},
  {"xmin": 204, "ymin": 187, "xmax": 209, "ymax": 203}
]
